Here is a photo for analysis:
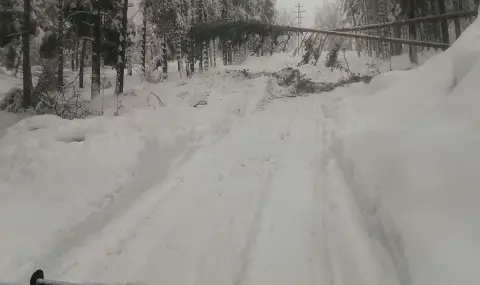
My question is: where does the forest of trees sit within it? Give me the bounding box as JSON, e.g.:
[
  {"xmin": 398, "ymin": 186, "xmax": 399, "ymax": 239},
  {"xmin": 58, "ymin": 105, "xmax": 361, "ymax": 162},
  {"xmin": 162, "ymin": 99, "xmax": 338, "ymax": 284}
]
[
  {"xmin": 0, "ymin": 0, "xmax": 478, "ymax": 114},
  {"xmin": 0, "ymin": 0, "xmax": 277, "ymax": 111},
  {"xmin": 313, "ymin": 0, "xmax": 479, "ymax": 61}
]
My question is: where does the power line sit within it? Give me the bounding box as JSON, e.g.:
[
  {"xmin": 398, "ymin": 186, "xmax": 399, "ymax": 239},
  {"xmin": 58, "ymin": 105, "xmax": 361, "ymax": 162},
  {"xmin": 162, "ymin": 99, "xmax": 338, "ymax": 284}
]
[{"xmin": 292, "ymin": 2, "xmax": 306, "ymax": 50}]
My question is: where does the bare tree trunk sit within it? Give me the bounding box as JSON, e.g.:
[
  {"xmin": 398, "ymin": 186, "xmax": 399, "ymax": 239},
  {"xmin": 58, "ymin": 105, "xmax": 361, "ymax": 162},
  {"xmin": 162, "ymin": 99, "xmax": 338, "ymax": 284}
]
[
  {"xmin": 438, "ymin": 0, "xmax": 449, "ymax": 44},
  {"xmin": 141, "ymin": 18, "xmax": 147, "ymax": 77},
  {"xmin": 14, "ymin": 49, "xmax": 22, "ymax": 78},
  {"xmin": 177, "ymin": 39, "xmax": 183, "ymax": 77},
  {"xmin": 221, "ymin": 0, "xmax": 229, "ymax": 65},
  {"xmin": 222, "ymin": 40, "xmax": 227, "ymax": 66},
  {"xmin": 453, "ymin": 0, "xmax": 462, "ymax": 39},
  {"xmin": 393, "ymin": 24, "xmax": 402, "ymax": 55},
  {"xmin": 352, "ymin": 15, "xmax": 362, "ymax": 57},
  {"xmin": 227, "ymin": 41, "xmax": 232, "ymax": 65},
  {"xmin": 213, "ymin": 39, "xmax": 216, "ymax": 67},
  {"xmin": 75, "ymin": 41, "xmax": 79, "ymax": 71},
  {"xmin": 127, "ymin": 43, "xmax": 133, "ymax": 76},
  {"xmin": 162, "ymin": 37, "xmax": 168, "ymax": 76},
  {"xmin": 57, "ymin": 0, "xmax": 64, "ymax": 89},
  {"xmin": 79, "ymin": 39, "xmax": 86, "ymax": 88},
  {"xmin": 127, "ymin": 22, "xmax": 133, "ymax": 76},
  {"xmin": 189, "ymin": 40, "xmax": 195, "ymax": 75},
  {"xmin": 185, "ymin": 41, "xmax": 191, "ymax": 77},
  {"xmin": 91, "ymin": 0, "xmax": 101, "ymax": 98},
  {"xmin": 71, "ymin": 52, "xmax": 75, "ymax": 71},
  {"xmin": 199, "ymin": 45, "xmax": 203, "ymax": 74},
  {"xmin": 429, "ymin": 0, "xmax": 440, "ymax": 42},
  {"xmin": 185, "ymin": 55, "xmax": 190, "ymax": 77},
  {"xmin": 203, "ymin": 41, "xmax": 208, "ymax": 72},
  {"xmin": 127, "ymin": 57, "xmax": 133, "ymax": 75},
  {"xmin": 115, "ymin": 0, "xmax": 128, "ymax": 94},
  {"xmin": 408, "ymin": 0, "xmax": 418, "ymax": 63},
  {"xmin": 209, "ymin": 40, "xmax": 213, "ymax": 67},
  {"xmin": 22, "ymin": 0, "xmax": 33, "ymax": 108}
]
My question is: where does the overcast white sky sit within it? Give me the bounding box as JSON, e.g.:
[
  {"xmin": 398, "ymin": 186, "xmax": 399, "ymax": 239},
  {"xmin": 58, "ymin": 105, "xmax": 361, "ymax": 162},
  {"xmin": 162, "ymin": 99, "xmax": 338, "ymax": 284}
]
[
  {"xmin": 129, "ymin": 0, "xmax": 322, "ymax": 28},
  {"xmin": 276, "ymin": 0, "xmax": 321, "ymax": 28}
]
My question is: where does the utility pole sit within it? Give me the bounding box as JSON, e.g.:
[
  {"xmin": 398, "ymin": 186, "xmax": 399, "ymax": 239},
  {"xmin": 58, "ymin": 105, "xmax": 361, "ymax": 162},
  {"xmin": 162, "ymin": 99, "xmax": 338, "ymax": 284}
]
[{"xmin": 292, "ymin": 2, "xmax": 306, "ymax": 50}]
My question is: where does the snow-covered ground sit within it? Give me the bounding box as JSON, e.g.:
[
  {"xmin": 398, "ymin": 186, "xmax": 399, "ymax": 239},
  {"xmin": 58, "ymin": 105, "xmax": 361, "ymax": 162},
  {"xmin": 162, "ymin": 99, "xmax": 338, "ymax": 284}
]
[{"xmin": 0, "ymin": 23, "xmax": 478, "ymax": 285}]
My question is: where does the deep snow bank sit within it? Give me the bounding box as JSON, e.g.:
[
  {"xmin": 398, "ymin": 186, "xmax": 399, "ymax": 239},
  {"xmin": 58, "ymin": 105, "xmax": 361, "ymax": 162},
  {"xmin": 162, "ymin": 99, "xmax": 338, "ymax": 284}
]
[
  {"xmin": 0, "ymin": 111, "xmax": 197, "ymax": 280},
  {"xmin": 0, "ymin": 71, "xmax": 271, "ymax": 281},
  {"xmin": 328, "ymin": 15, "xmax": 480, "ymax": 285}
]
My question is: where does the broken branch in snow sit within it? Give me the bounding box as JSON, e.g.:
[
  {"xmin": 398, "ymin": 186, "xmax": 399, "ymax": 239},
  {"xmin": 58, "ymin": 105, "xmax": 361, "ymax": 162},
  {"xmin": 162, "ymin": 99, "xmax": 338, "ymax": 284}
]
[
  {"xmin": 147, "ymin": 92, "xmax": 166, "ymax": 109},
  {"xmin": 193, "ymin": 100, "xmax": 207, "ymax": 108}
]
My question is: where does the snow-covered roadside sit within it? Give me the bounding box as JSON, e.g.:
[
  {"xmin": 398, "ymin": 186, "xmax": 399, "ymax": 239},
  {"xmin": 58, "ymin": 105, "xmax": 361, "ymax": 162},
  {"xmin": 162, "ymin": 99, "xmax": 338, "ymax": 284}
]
[
  {"xmin": 0, "ymin": 70, "xmax": 272, "ymax": 282},
  {"xmin": 323, "ymin": 16, "xmax": 480, "ymax": 285}
]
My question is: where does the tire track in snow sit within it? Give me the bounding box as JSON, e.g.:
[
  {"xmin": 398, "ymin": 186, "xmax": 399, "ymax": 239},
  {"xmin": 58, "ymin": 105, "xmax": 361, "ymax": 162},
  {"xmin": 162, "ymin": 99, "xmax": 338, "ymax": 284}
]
[
  {"xmin": 233, "ymin": 103, "xmax": 301, "ymax": 285},
  {"xmin": 98, "ymin": 133, "xmax": 281, "ymax": 284},
  {"xmin": 319, "ymin": 92, "xmax": 411, "ymax": 285},
  {"xmin": 233, "ymin": 171, "xmax": 274, "ymax": 285},
  {"xmin": 20, "ymin": 73, "xmax": 273, "ymax": 282},
  {"xmin": 237, "ymin": 100, "xmax": 324, "ymax": 285},
  {"xmin": 310, "ymin": 100, "xmax": 335, "ymax": 285},
  {"xmin": 29, "ymin": 131, "xmax": 198, "ymax": 282},
  {"xmin": 44, "ymin": 78, "xmax": 283, "ymax": 284}
]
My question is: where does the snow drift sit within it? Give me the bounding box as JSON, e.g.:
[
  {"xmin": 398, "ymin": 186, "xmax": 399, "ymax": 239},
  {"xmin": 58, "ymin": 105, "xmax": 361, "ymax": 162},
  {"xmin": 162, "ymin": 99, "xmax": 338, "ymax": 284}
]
[{"xmin": 326, "ymin": 13, "xmax": 480, "ymax": 285}]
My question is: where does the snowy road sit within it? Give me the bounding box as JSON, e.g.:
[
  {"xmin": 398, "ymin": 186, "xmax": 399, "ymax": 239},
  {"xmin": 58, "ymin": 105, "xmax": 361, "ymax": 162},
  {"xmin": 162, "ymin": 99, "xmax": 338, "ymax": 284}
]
[
  {"xmin": 46, "ymin": 96, "xmax": 334, "ymax": 284},
  {"xmin": 1, "ymin": 69, "xmax": 403, "ymax": 285},
  {"xmin": 4, "ymin": 35, "xmax": 480, "ymax": 284},
  {"xmin": 27, "ymin": 84, "xmax": 401, "ymax": 284}
]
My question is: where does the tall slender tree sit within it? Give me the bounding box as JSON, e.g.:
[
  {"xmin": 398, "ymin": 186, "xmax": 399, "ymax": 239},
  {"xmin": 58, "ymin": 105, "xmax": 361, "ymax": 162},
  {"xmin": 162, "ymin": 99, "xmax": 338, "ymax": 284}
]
[
  {"xmin": 79, "ymin": 39, "xmax": 87, "ymax": 88},
  {"xmin": 142, "ymin": 15, "xmax": 147, "ymax": 76},
  {"xmin": 57, "ymin": 0, "xmax": 65, "ymax": 89},
  {"xmin": 91, "ymin": 0, "xmax": 101, "ymax": 98},
  {"xmin": 115, "ymin": 0, "xmax": 129, "ymax": 94},
  {"xmin": 22, "ymin": 0, "xmax": 33, "ymax": 108},
  {"xmin": 437, "ymin": 0, "xmax": 449, "ymax": 44}
]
